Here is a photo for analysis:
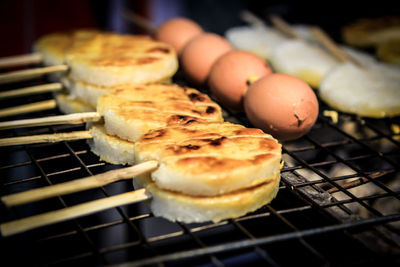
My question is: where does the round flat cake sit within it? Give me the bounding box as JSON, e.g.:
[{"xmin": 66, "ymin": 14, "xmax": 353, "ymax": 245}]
[
  {"xmin": 65, "ymin": 33, "xmax": 178, "ymax": 86},
  {"xmin": 320, "ymin": 62, "xmax": 400, "ymax": 118}
]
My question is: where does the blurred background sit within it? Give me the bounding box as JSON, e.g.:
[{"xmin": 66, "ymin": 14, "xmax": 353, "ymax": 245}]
[{"xmin": 0, "ymin": 0, "xmax": 398, "ymax": 57}]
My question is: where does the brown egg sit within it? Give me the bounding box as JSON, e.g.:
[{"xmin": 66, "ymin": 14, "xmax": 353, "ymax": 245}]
[
  {"xmin": 208, "ymin": 50, "xmax": 272, "ymax": 111},
  {"xmin": 244, "ymin": 73, "xmax": 319, "ymax": 141},
  {"xmin": 155, "ymin": 18, "xmax": 203, "ymax": 55},
  {"xmin": 180, "ymin": 33, "xmax": 233, "ymax": 85}
]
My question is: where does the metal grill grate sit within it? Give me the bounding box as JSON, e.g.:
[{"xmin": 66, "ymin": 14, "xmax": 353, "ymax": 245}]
[{"xmin": 1, "ymin": 73, "xmax": 400, "ymax": 266}]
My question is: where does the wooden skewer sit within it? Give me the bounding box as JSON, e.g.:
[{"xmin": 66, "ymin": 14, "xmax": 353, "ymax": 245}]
[
  {"xmin": 310, "ymin": 27, "xmax": 362, "ymax": 67},
  {"xmin": 122, "ymin": 9, "xmax": 157, "ymax": 34},
  {"xmin": 0, "ymin": 99, "xmax": 57, "ymax": 118},
  {"xmin": 327, "ymin": 170, "xmax": 393, "ymax": 194},
  {"xmin": 269, "ymin": 15, "xmax": 299, "ymax": 39},
  {"xmin": 1, "ymin": 188, "xmax": 151, "ymax": 237},
  {"xmin": 266, "ymin": 14, "xmax": 363, "ymax": 67},
  {"xmin": 240, "ymin": 10, "xmax": 269, "ymax": 28},
  {"xmin": 0, "ymin": 112, "xmax": 101, "ymax": 130},
  {"xmin": 0, "ymin": 53, "xmax": 43, "ymax": 69},
  {"xmin": 0, "ymin": 112, "xmax": 102, "ymax": 146},
  {"xmin": 0, "ymin": 130, "xmax": 92, "ymax": 147},
  {"xmin": 0, "ymin": 83, "xmax": 62, "ymax": 100},
  {"xmin": 2, "ymin": 160, "xmax": 158, "ymax": 207},
  {"xmin": 0, "ymin": 65, "xmax": 68, "ymax": 85}
]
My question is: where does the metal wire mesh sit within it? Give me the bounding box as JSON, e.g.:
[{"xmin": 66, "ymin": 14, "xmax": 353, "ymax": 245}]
[{"xmin": 1, "ymin": 72, "xmax": 400, "ymax": 266}]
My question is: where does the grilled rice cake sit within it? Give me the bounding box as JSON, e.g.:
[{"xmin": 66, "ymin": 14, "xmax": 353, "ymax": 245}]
[
  {"xmin": 55, "ymin": 93, "xmax": 95, "ymax": 114},
  {"xmin": 97, "ymin": 95, "xmax": 223, "ymax": 142},
  {"xmin": 135, "ymin": 124, "xmax": 282, "ymax": 197},
  {"xmin": 342, "ymin": 16, "xmax": 400, "ymax": 47},
  {"xmin": 133, "ymin": 171, "xmax": 281, "ymax": 223},
  {"xmin": 269, "ymin": 39, "xmax": 338, "ymax": 88},
  {"xmin": 34, "ymin": 29, "xmax": 99, "ymax": 82},
  {"xmin": 136, "ymin": 121, "xmax": 267, "ymax": 155},
  {"xmin": 71, "ymin": 82, "xmax": 214, "ymax": 108},
  {"xmin": 138, "ymin": 121, "xmax": 247, "ymax": 144},
  {"xmin": 377, "ymin": 38, "xmax": 400, "ymax": 65},
  {"xmin": 34, "ymin": 32, "xmax": 70, "ymax": 66},
  {"xmin": 87, "ymin": 123, "xmax": 135, "ymax": 165},
  {"xmin": 63, "ymin": 77, "xmax": 173, "ymax": 107},
  {"xmin": 65, "ymin": 32, "xmax": 178, "ymax": 86},
  {"xmin": 319, "ymin": 62, "xmax": 400, "ymax": 118},
  {"xmin": 34, "ymin": 29, "xmax": 99, "ymax": 66}
]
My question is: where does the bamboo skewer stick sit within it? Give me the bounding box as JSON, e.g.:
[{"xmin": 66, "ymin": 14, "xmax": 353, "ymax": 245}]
[
  {"xmin": 310, "ymin": 27, "xmax": 362, "ymax": 67},
  {"xmin": 267, "ymin": 14, "xmax": 362, "ymax": 67},
  {"xmin": 122, "ymin": 9, "xmax": 157, "ymax": 34},
  {"xmin": 0, "ymin": 112, "xmax": 101, "ymax": 130},
  {"xmin": 0, "ymin": 65, "xmax": 68, "ymax": 85},
  {"xmin": 0, "ymin": 99, "xmax": 57, "ymax": 118},
  {"xmin": 2, "ymin": 160, "xmax": 158, "ymax": 207},
  {"xmin": 269, "ymin": 15, "xmax": 299, "ymax": 39},
  {"xmin": 327, "ymin": 170, "xmax": 393, "ymax": 194},
  {"xmin": 1, "ymin": 188, "xmax": 151, "ymax": 237},
  {"xmin": 240, "ymin": 10, "xmax": 269, "ymax": 28},
  {"xmin": 0, "ymin": 112, "xmax": 102, "ymax": 146},
  {"xmin": 0, "ymin": 131, "xmax": 92, "ymax": 147},
  {"xmin": 0, "ymin": 53, "xmax": 43, "ymax": 69},
  {"xmin": 0, "ymin": 83, "xmax": 62, "ymax": 100}
]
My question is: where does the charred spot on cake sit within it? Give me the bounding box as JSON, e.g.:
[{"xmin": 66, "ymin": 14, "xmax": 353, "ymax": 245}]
[
  {"xmin": 188, "ymin": 93, "xmax": 206, "ymax": 102},
  {"xmin": 206, "ymin": 106, "xmax": 216, "ymax": 114},
  {"xmin": 259, "ymin": 138, "xmax": 280, "ymax": 151},
  {"xmin": 92, "ymin": 56, "xmax": 136, "ymax": 66},
  {"xmin": 167, "ymin": 115, "xmax": 196, "ymax": 124},
  {"xmin": 137, "ymin": 57, "xmax": 159, "ymax": 65},
  {"xmin": 209, "ymin": 136, "xmax": 227, "ymax": 146},
  {"xmin": 252, "ymin": 153, "xmax": 275, "ymax": 164},
  {"xmin": 146, "ymin": 47, "xmax": 170, "ymax": 54},
  {"xmin": 234, "ymin": 128, "xmax": 264, "ymax": 135},
  {"xmin": 191, "ymin": 109, "xmax": 201, "ymax": 115},
  {"xmin": 183, "ymin": 144, "xmax": 200, "ymax": 150},
  {"xmin": 184, "ymin": 119, "xmax": 197, "ymax": 125},
  {"xmin": 170, "ymin": 144, "xmax": 201, "ymax": 154},
  {"xmin": 142, "ymin": 129, "xmax": 167, "ymax": 140}
]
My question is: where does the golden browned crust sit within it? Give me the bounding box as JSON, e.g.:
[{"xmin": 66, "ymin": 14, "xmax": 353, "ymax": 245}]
[
  {"xmin": 65, "ymin": 33, "xmax": 178, "ymax": 86},
  {"xmin": 108, "ymin": 83, "xmax": 215, "ymax": 105},
  {"xmin": 139, "ymin": 121, "xmax": 246, "ymax": 143},
  {"xmin": 138, "ymin": 136, "xmax": 279, "ymax": 160},
  {"xmin": 377, "ymin": 38, "xmax": 400, "ymax": 65},
  {"xmin": 135, "ymin": 121, "xmax": 282, "ymax": 196},
  {"xmin": 33, "ymin": 29, "xmax": 99, "ymax": 66},
  {"xmin": 96, "ymin": 84, "xmax": 223, "ymax": 142},
  {"xmin": 342, "ymin": 16, "xmax": 400, "ymax": 47}
]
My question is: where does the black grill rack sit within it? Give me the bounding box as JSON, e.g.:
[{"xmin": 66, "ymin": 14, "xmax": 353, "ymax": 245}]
[{"xmin": 1, "ymin": 72, "xmax": 400, "ymax": 266}]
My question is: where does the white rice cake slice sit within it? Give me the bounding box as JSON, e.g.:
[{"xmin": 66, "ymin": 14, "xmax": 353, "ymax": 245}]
[
  {"xmin": 55, "ymin": 93, "xmax": 95, "ymax": 114},
  {"xmin": 87, "ymin": 123, "xmax": 135, "ymax": 165},
  {"xmin": 319, "ymin": 62, "xmax": 400, "ymax": 118},
  {"xmin": 269, "ymin": 39, "xmax": 338, "ymax": 88},
  {"xmin": 225, "ymin": 25, "xmax": 287, "ymax": 60},
  {"xmin": 134, "ymin": 172, "xmax": 280, "ymax": 223}
]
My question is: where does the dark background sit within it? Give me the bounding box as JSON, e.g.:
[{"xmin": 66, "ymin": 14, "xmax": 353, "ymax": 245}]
[{"xmin": 0, "ymin": 0, "xmax": 398, "ymax": 57}]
